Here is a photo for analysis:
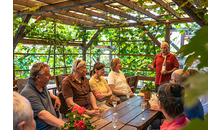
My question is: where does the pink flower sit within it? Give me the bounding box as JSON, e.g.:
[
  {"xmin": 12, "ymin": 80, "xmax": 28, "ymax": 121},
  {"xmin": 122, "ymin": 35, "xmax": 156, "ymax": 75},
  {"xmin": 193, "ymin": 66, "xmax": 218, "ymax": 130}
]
[
  {"xmin": 74, "ymin": 121, "xmax": 80, "ymax": 128},
  {"xmin": 80, "ymin": 125, "xmax": 85, "ymax": 130},
  {"xmin": 72, "ymin": 106, "xmax": 80, "ymax": 113},
  {"xmin": 78, "ymin": 107, "xmax": 86, "ymax": 115},
  {"xmin": 72, "ymin": 106, "xmax": 86, "ymax": 115}
]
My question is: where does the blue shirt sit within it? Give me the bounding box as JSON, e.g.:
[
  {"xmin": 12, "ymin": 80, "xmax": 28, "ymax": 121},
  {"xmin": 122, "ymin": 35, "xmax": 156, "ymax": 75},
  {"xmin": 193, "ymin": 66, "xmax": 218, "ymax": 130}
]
[
  {"xmin": 184, "ymin": 97, "xmax": 204, "ymax": 121},
  {"xmin": 20, "ymin": 79, "xmax": 58, "ymax": 130}
]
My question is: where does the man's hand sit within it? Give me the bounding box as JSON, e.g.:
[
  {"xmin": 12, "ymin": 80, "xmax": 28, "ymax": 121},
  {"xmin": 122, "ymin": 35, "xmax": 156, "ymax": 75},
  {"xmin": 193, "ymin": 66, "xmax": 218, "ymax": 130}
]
[
  {"xmin": 54, "ymin": 97, "xmax": 61, "ymax": 111},
  {"xmin": 147, "ymin": 63, "xmax": 154, "ymax": 70},
  {"xmin": 161, "ymin": 70, "xmax": 168, "ymax": 75}
]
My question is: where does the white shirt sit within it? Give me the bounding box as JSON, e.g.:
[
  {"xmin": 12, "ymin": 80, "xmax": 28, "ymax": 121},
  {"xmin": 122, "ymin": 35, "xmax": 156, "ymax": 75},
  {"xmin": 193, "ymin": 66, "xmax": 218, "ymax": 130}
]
[{"xmin": 108, "ymin": 70, "xmax": 128, "ymax": 93}]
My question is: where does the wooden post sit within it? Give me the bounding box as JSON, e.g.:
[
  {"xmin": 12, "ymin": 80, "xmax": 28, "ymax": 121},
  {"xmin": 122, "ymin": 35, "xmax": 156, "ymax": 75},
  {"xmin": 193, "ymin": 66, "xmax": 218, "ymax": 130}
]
[
  {"xmin": 119, "ymin": 28, "xmax": 120, "ymax": 55},
  {"xmin": 82, "ymin": 29, "xmax": 87, "ymax": 61},
  {"xmin": 63, "ymin": 45, "xmax": 67, "ymax": 73},
  {"xmin": 53, "ymin": 22, "xmax": 56, "ymax": 75},
  {"xmin": 90, "ymin": 46, "xmax": 91, "ymax": 71},
  {"xmin": 165, "ymin": 22, "xmax": 170, "ymax": 45},
  {"xmin": 109, "ymin": 41, "xmax": 112, "ymax": 62}
]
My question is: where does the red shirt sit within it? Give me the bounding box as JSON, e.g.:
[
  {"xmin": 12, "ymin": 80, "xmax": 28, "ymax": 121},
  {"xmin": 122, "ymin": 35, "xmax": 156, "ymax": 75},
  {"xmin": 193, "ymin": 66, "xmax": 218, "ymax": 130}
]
[
  {"xmin": 160, "ymin": 116, "xmax": 190, "ymax": 130},
  {"xmin": 152, "ymin": 52, "xmax": 179, "ymax": 85}
]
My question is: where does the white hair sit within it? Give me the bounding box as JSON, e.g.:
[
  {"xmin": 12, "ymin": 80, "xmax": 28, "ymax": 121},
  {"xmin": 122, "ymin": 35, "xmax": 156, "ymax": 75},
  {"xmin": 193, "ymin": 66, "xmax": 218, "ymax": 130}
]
[
  {"xmin": 13, "ymin": 92, "xmax": 32, "ymax": 130},
  {"xmin": 72, "ymin": 59, "xmax": 86, "ymax": 72}
]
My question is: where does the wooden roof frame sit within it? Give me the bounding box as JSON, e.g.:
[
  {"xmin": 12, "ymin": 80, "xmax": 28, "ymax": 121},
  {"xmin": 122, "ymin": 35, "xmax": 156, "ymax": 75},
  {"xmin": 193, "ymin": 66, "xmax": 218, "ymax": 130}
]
[{"xmin": 13, "ymin": 0, "xmax": 207, "ymax": 55}]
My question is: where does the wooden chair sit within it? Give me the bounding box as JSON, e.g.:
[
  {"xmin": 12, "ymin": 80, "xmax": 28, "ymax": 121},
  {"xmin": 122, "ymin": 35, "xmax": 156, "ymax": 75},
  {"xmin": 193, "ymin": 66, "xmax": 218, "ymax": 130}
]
[
  {"xmin": 128, "ymin": 76, "xmax": 139, "ymax": 93},
  {"xmin": 17, "ymin": 79, "xmax": 28, "ymax": 93},
  {"xmin": 57, "ymin": 91, "xmax": 70, "ymax": 119},
  {"xmin": 55, "ymin": 74, "xmax": 69, "ymax": 92}
]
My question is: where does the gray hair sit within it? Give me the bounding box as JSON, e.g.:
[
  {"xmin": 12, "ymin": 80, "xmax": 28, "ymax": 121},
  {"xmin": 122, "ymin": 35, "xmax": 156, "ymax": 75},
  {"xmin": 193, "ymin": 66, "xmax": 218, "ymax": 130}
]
[
  {"xmin": 72, "ymin": 59, "xmax": 86, "ymax": 73},
  {"xmin": 13, "ymin": 92, "xmax": 32, "ymax": 130},
  {"xmin": 30, "ymin": 62, "xmax": 50, "ymax": 82},
  {"xmin": 110, "ymin": 58, "xmax": 121, "ymax": 71}
]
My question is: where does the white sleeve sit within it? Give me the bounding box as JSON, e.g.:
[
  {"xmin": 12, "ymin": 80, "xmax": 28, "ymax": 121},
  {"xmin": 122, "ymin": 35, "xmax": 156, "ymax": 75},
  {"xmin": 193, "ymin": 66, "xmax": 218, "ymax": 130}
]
[{"xmin": 108, "ymin": 72, "xmax": 115, "ymax": 85}]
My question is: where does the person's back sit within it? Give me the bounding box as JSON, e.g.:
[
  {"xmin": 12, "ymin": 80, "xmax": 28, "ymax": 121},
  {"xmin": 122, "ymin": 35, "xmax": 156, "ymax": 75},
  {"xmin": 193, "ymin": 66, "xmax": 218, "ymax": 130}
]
[{"xmin": 184, "ymin": 97, "xmax": 204, "ymax": 120}]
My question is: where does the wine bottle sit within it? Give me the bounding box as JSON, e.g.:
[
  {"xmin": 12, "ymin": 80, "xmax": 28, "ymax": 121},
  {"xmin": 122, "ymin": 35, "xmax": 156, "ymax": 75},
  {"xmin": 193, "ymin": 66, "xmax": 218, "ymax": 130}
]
[{"xmin": 161, "ymin": 56, "xmax": 166, "ymax": 71}]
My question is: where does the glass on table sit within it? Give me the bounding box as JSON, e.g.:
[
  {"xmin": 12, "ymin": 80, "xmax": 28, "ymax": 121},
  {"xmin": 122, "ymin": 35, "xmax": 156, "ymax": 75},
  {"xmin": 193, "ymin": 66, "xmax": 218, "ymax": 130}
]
[
  {"xmin": 112, "ymin": 96, "xmax": 117, "ymax": 107},
  {"xmin": 126, "ymin": 89, "xmax": 130, "ymax": 104},
  {"xmin": 141, "ymin": 102, "xmax": 146, "ymax": 120},
  {"xmin": 112, "ymin": 113, "xmax": 118, "ymax": 128}
]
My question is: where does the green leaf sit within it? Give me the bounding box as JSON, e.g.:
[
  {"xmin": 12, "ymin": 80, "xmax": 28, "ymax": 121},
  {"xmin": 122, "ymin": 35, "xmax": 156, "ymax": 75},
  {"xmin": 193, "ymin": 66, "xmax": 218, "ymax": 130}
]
[
  {"xmin": 179, "ymin": 1, "xmax": 189, "ymax": 8},
  {"xmin": 183, "ymin": 73, "xmax": 208, "ymax": 107},
  {"xmin": 181, "ymin": 114, "xmax": 208, "ymax": 130}
]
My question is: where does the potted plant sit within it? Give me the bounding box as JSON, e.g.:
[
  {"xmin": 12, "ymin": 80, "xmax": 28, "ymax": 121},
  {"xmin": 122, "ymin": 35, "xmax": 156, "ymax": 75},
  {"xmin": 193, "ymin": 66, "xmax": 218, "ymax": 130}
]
[
  {"xmin": 60, "ymin": 106, "xmax": 97, "ymax": 130},
  {"xmin": 141, "ymin": 82, "xmax": 155, "ymax": 100}
]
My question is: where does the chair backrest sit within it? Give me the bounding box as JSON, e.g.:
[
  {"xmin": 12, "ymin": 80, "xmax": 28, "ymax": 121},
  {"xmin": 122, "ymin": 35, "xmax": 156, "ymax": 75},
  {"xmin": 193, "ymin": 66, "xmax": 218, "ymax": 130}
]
[
  {"xmin": 17, "ymin": 79, "xmax": 28, "ymax": 93},
  {"xmin": 126, "ymin": 77, "xmax": 131, "ymax": 85},
  {"xmin": 55, "ymin": 74, "xmax": 69, "ymax": 92},
  {"xmin": 128, "ymin": 76, "xmax": 139, "ymax": 93}
]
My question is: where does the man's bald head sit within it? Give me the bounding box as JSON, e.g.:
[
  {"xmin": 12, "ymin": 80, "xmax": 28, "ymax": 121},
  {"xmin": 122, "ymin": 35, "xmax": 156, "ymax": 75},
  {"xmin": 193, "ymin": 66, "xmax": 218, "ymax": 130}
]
[
  {"xmin": 161, "ymin": 42, "xmax": 169, "ymax": 48},
  {"xmin": 161, "ymin": 42, "xmax": 169, "ymax": 55},
  {"xmin": 171, "ymin": 69, "xmax": 190, "ymax": 88}
]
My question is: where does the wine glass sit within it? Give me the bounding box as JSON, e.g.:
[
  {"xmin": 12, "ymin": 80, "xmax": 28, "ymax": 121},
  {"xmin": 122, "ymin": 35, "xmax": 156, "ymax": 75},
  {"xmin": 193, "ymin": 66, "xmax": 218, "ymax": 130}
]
[
  {"xmin": 141, "ymin": 102, "xmax": 146, "ymax": 120},
  {"xmin": 112, "ymin": 96, "xmax": 117, "ymax": 107},
  {"xmin": 112, "ymin": 113, "xmax": 118, "ymax": 128}
]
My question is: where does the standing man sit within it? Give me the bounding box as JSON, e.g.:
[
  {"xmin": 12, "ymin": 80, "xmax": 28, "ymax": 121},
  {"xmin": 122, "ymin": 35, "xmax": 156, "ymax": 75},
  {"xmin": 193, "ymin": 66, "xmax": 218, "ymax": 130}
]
[
  {"xmin": 20, "ymin": 62, "xmax": 67, "ymax": 130},
  {"xmin": 147, "ymin": 42, "xmax": 179, "ymax": 92}
]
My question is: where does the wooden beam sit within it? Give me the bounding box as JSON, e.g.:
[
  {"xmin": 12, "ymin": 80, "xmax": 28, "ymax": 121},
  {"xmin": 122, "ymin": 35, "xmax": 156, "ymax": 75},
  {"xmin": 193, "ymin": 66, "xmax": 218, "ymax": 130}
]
[
  {"xmin": 85, "ymin": 18, "xmax": 194, "ymax": 29},
  {"xmin": 71, "ymin": 7, "xmax": 124, "ymax": 23},
  {"xmin": 15, "ymin": 0, "xmax": 110, "ymax": 16},
  {"xmin": 54, "ymin": 10, "xmax": 106, "ymax": 24},
  {"xmin": 142, "ymin": 27, "xmax": 161, "ymax": 47},
  {"xmin": 21, "ymin": 16, "xmax": 44, "ymax": 40},
  {"xmin": 35, "ymin": 0, "xmax": 107, "ymax": 24},
  {"xmin": 13, "ymin": 14, "xmax": 32, "ymax": 51},
  {"xmin": 19, "ymin": 39, "xmax": 83, "ymax": 46},
  {"xmin": 153, "ymin": 0, "xmax": 181, "ymax": 19},
  {"xmin": 172, "ymin": 0, "xmax": 207, "ymax": 26},
  {"xmin": 91, "ymin": 3, "xmax": 139, "ymax": 21},
  {"xmin": 85, "ymin": 29, "xmax": 102, "ymax": 50},
  {"xmin": 13, "ymin": 1, "xmax": 96, "ymax": 26},
  {"xmin": 41, "ymin": 12, "xmax": 98, "ymax": 26},
  {"xmin": 116, "ymin": 0, "xmax": 160, "ymax": 20},
  {"xmin": 165, "ymin": 23, "xmax": 170, "ymax": 44}
]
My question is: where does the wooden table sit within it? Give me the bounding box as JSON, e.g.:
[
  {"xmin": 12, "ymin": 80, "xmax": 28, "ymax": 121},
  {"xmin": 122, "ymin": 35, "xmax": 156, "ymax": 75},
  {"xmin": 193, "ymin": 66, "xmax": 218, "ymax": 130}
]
[{"xmin": 93, "ymin": 96, "xmax": 160, "ymax": 130}]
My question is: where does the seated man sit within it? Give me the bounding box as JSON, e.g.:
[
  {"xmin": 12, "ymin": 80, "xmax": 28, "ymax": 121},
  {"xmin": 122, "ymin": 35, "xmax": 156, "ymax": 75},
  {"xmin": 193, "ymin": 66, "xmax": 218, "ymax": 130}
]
[
  {"xmin": 20, "ymin": 62, "xmax": 67, "ymax": 130},
  {"xmin": 171, "ymin": 69, "xmax": 204, "ymax": 120},
  {"xmin": 61, "ymin": 60, "xmax": 99, "ymax": 117},
  {"xmin": 13, "ymin": 92, "xmax": 36, "ymax": 130}
]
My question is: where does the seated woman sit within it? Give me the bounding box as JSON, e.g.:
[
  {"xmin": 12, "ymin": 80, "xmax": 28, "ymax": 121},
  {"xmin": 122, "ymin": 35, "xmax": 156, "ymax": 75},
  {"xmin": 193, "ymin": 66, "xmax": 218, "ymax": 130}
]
[
  {"xmin": 61, "ymin": 59, "xmax": 99, "ymax": 117},
  {"xmin": 108, "ymin": 58, "xmax": 134, "ymax": 102},
  {"xmin": 158, "ymin": 83, "xmax": 190, "ymax": 130},
  {"xmin": 89, "ymin": 62, "xmax": 112, "ymax": 110}
]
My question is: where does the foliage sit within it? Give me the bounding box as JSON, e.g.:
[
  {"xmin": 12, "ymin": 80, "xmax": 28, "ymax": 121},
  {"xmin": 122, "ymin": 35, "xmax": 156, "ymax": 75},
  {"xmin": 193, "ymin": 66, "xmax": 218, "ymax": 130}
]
[
  {"xmin": 60, "ymin": 106, "xmax": 96, "ymax": 130},
  {"xmin": 141, "ymin": 81, "xmax": 155, "ymax": 93},
  {"xmin": 181, "ymin": 114, "xmax": 208, "ymax": 130}
]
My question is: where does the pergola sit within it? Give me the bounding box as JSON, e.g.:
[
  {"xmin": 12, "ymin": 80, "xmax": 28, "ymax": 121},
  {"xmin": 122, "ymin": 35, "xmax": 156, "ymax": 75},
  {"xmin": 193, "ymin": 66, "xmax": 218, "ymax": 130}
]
[{"xmin": 13, "ymin": 0, "xmax": 207, "ymax": 80}]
